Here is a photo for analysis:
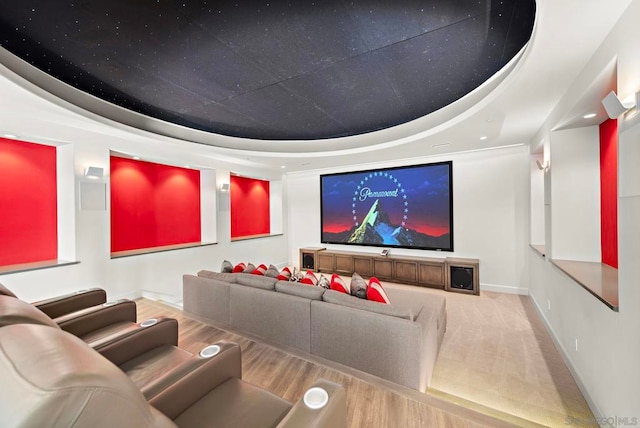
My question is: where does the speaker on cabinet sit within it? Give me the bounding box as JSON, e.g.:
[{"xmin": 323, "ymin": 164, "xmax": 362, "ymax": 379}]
[
  {"xmin": 450, "ymin": 266, "xmax": 474, "ymax": 290},
  {"xmin": 302, "ymin": 253, "xmax": 316, "ymax": 270},
  {"xmin": 445, "ymin": 258, "xmax": 479, "ymax": 295},
  {"xmin": 299, "ymin": 247, "xmax": 325, "ymax": 272}
]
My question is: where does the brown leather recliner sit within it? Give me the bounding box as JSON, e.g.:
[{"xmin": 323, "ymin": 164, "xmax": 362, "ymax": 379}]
[
  {"xmin": 0, "ymin": 281, "xmax": 108, "ymax": 318},
  {"xmin": 0, "ymin": 324, "xmax": 347, "ymax": 428},
  {"xmin": 0, "ymin": 295, "xmax": 178, "ymax": 360}
]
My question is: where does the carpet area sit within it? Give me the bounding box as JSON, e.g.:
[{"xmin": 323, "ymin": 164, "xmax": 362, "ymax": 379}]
[{"xmin": 426, "ymin": 289, "xmax": 597, "ymax": 427}]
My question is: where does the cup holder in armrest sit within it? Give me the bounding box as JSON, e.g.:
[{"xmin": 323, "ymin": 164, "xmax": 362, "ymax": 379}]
[
  {"xmin": 103, "ymin": 301, "xmax": 118, "ymax": 307},
  {"xmin": 199, "ymin": 345, "xmax": 221, "ymax": 358},
  {"xmin": 140, "ymin": 318, "xmax": 158, "ymax": 327},
  {"xmin": 303, "ymin": 387, "xmax": 329, "ymax": 410}
]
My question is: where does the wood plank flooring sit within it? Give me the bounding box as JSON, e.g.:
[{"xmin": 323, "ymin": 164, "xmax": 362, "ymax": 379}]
[{"xmin": 137, "ymin": 298, "xmax": 525, "ymax": 428}]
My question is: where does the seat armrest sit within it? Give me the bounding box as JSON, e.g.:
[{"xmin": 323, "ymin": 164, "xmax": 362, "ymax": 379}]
[
  {"xmin": 54, "ymin": 299, "xmax": 136, "ymax": 337},
  {"xmin": 33, "ymin": 288, "xmax": 107, "ymax": 318},
  {"xmin": 148, "ymin": 341, "xmax": 242, "ymax": 419},
  {"xmin": 277, "ymin": 378, "xmax": 347, "ymax": 428},
  {"xmin": 91, "ymin": 316, "xmax": 179, "ymax": 366}
]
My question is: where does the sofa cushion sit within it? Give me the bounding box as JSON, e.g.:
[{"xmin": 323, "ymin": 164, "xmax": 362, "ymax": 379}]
[
  {"xmin": 322, "ymin": 290, "xmax": 413, "ymax": 320},
  {"xmin": 276, "ymin": 267, "xmax": 292, "ymax": 281},
  {"xmin": 251, "ymin": 264, "xmax": 268, "ymax": 276},
  {"xmin": 300, "ymin": 270, "xmax": 318, "ymax": 286},
  {"xmin": 275, "ymin": 281, "xmax": 325, "ymax": 300},
  {"xmin": 329, "ymin": 274, "xmax": 350, "ymax": 294},
  {"xmin": 235, "ymin": 274, "xmax": 277, "ymax": 290},
  {"xmin": 221, "ymin": 260, "xmax": 233, "ymax": 273},
  {"xmin": 350, "ymin": 273, "xmax": 367, "ymax": 299},
  {"xmin": 317, "ymin": 274, "xmax": 330, "ymax": 289},
  {"xmin": 232, "ymin": 263, "xmax": 246, "ymax": 273},
  {"xmin": 265, "ymin": 265, "xmax": 280, "ymax": 278},
  {"xmin": 367, "ymin": 277, "xmax": 391, "ymax": 304}
]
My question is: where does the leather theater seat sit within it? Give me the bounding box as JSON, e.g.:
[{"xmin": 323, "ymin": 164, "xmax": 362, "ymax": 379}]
[
  {"xmin": 0, "ymin": 281, "xmax": 108, "ymax": 318},
  {"xmin": 0, "ymin": 324, "xmax": 347, "ymax": 428},
  {"xmin": 0, "ymin": 295, "xmax": 179, "ymax": 360}
]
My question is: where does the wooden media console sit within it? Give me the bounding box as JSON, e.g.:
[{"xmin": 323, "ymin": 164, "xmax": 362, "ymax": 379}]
[{"xmin": 300, "ymin": 248, "xmax": 479, "ymax": 294}]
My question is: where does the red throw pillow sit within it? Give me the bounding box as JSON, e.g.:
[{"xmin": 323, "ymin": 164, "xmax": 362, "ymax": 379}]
[
  {"xmin": 252, "ymin": 264, "xmax": 267, "ymax": 276},
  {"xmin": 232, "ymin": 262, "xmax": 246, "ymax": 273},
  {"xmin": 367, "ymin": 277, "xmax": 390, "ymax": 304},
  {"xmin": 330, "ymin": 273, "xmax": 350, "ymax": 294},
  {"xmin": 277, "ymin": 266, "xmax": 292, "ymax": 281},
  {"xmin": 300, "ymin": 270, "xmax": 318, "ymax": 286}
]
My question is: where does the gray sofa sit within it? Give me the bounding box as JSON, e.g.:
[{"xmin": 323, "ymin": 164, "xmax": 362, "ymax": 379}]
[{"xmin": 183, "ymin": 271, "xmax": 447, "ymax": 391}]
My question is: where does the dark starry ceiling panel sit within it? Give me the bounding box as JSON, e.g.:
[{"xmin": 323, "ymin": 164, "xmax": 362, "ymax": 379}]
[{"xmin": 0, "ymin": 0, "xmax": 535, "ymax": 141}]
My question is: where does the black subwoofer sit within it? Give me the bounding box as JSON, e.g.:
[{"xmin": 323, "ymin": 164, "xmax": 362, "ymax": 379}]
[
  {"xmin": 302, "ymin": 253, "xmax": 316, "ymax": 270},
  {"xmin": 450, "ymin": 266, "xmax": 474, "ymax": 290}
]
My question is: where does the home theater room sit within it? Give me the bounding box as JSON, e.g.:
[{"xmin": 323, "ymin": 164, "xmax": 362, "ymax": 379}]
[{"xmin": 0, "ymin": 0, "xmax": 638, "ymax": 427}]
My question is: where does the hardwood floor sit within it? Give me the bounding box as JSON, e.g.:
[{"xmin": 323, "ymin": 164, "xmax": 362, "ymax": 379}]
[{"xmin": 137, "ymin": 298, "xmax": 540, "ymax": 427}]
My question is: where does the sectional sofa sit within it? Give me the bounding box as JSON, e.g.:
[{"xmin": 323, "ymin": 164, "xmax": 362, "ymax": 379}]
[{"xmin": 183, "ymin": 270, "xmax": 447, "ymax": 391}]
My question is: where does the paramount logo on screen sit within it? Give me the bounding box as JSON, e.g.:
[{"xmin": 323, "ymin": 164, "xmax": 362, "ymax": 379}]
[{"xmin": 359, "ymin": 187, "xmax": 399, "ymax": 202}]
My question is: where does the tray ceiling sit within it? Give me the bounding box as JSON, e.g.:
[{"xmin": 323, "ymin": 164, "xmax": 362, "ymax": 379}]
[{"xmin": 0, "ymin": 0, "xmax": 535, "ymax": 142}]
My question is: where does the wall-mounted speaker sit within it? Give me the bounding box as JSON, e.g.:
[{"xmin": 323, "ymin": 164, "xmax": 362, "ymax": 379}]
[
  {"xmin": 601, "ymin": 90, "xmax": 635, "ymax": 119},
  {"xmin": 299, "ymin": 247, "xmax": 326, "ymax": 272},
  {"xmin": 445, "ymin": 258, "xmax": 480, "ymax": 295}
]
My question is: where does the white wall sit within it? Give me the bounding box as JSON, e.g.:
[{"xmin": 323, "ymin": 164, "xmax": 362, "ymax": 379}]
[
  {"xmin": 269, "ymin": 179, "xmax": 284, "ymax": 235},
  {"xmin": 530, "ymin": 153, "xmax": 545, "ymax": 245},
  {"xmin": 528, "ymin": 0, "xmax": 640, "ymax": 418},
  {"xmin": 0, "ymin": 68, "xmax": 288, "ymax": 305},
  {"xmin": 549, "ymin": 126, "xmax": 601, "ymax": 261},
  {"xmin": 287, "ymin": 145, "xmax": 531, "ymax": 294}
]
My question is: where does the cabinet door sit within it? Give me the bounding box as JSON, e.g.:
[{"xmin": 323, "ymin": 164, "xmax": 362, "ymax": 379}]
[
  {"xmin": 395, "ymin": 260, "xmax": 418, "ymax": 283},
  {"xmin": 317, "ymin": 253, "xmax": 335, "ymax": 273},
  {"xmin": 373, "ymin": 258, "xmax": 393, "ymax": 279},
  {"xmin": 335, "ymin": 254, "xmax": 354, "ymax": 275},
  {"xmin": 353, "ymin": 257, "xmax": 372, "ymax": 277},
  {"xmin": 419, "ymin": 262, "xmax": 445, "ymax": 288}
]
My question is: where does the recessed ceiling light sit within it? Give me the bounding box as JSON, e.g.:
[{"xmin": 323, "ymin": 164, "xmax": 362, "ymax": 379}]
[
  {"xmin": 583, "ymin": 113, "xmax": 597, "ymax": 119},
  {"xmin": 480, "ymin": 136, "xmax": 488, "ymax": 141},
  {"xmin": 431, "ymin": 142, "xmax": 450, "ymax": 148},
  {"xmin": 281, "ymin": 165, "xmax": 286, "ymax": 169}
]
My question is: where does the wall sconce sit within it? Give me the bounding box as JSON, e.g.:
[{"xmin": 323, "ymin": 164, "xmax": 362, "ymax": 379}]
[
  {"xmin": 601, "ymin": 90, "xmax": 638, "ymax": 119},
  {"xmin": 84, "ymin": 166, "xmax": 104, "ymax": 179},
  {"xmin": 536, "ymin": 160, "xmax": 550, "ymax": 172},
  {"xmin": 219, "ymin": 183, "xmax": 230, "ymax": 192}
]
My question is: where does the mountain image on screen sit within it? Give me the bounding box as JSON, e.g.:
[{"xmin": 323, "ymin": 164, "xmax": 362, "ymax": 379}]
[{"xmin": 327, "ymin": 199, "xmax": 450, "ymax": 248}]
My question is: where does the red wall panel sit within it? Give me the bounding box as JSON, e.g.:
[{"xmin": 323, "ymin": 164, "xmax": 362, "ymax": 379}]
[
  {"xmin": 0, "ymin": 138, "xmax": 58, "ymax": 266},
  {"xmin": 110, "ymin": 157, "xmax": 201, "ymax": 252},
  {"xmin": 599, "ymin": 119, "xmax": 618, "ymax": 268},
  {"xmin": 230, "ymin": 175, "xmax": 270, "ymax": 238}
]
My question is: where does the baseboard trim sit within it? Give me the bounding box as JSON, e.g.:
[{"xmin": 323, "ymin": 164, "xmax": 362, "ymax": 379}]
[
  {"xmin": 481, "ymin": 282, "xmax": 529, "ymax": 295},
  {"xmin": 529, "ymin": 293, "xmax": 606, "ymax": 425},
  {"xmin": 140, "ymin": 290, "xmax": 183, "ymax": 308},
  {"xmin": 111, "ymin": 290, "xmax": 142, "ymax": 301}
]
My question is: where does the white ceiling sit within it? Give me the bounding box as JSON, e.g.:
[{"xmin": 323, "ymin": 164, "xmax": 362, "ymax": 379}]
[{"xmin": 0, "ymin": 0, "xmax": 632, "ymax": 173}]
